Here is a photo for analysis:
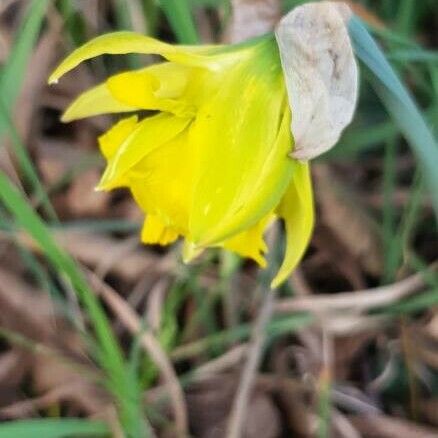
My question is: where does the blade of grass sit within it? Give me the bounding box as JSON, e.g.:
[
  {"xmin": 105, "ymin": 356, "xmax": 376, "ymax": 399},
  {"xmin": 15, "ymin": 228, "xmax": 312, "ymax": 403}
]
[
  {"xmin": 0, "ymin": 419, "xmax": 108, "ymax": 438},
  {"xmin": 0, "ymin": 99, "xmax": 57, "ymax": 221},
  {"xmin": 57, "ymin": 0, "xmax": 87, "ymax": 46},
  {"xmin": 317, "ymin": 372, "xmax": 331, "ymax": 438},
  {"xmin": 396, "ymin": 0, "xmax": 416, "ymax": 36},
  {"xmin": 399, "ymin": 170, "xmax": 424, "ymax": 266},
  {"xmin": 0, "ymin": 0, "xmax": 56, "ymax": 221},
  {"xmin": 389, "ymin": 50, "xmax": 438, "ymax": 63},
  {"xmin": 380, "ymin": 288, "xmax": 438, "ymax": 315},
  {"xmin": 127, "ymin": 329, "xmax": 156, "ymax": 436},
  {"xmin": 0, "ymin": 171, "xmax": 140, "ymax": 434},
  {"xmin": 141, "ymin": 0, "xmax": 160, "ymax": 36},
  {"xmin": 158, "ymin": 0, "xmax": 199, "ymax": 43},
  {"xmin": 0, "ymin": 207, "xmax": 58, "ymax": 294},
  {"xmin": 171, "ymin": 313, "xmax": 313, "ymax": 361},
  {"xmin": 349, "ymin": 16, "xmax": 438, "ymax": 222},
  {"xmin": 55, "ymin": 219, "xmax": 140, "ymax": 233},
  {"xmin": 382, "ymin": 136, "xmax": 399, "ymax": 283},
  {"xmin": 0, "ymin": 0, "xmax": 49, "ymax": 136},
  {"xmin": 112, "ymin": 0, "xmax": 142, "ymax": 68},
  {"xmin": 113, "ymin": 0, "xmax": 134, "ymax": 29}
]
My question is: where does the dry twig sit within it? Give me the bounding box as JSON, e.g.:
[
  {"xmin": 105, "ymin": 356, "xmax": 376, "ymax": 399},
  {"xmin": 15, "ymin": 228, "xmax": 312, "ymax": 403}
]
[
  {"xmin": 275, "ymin": 263, "xmax": 437, "ymax": 314},
  {"xmin": 226, "ymin": 290, "xmax": 276, "ymax": 438}
]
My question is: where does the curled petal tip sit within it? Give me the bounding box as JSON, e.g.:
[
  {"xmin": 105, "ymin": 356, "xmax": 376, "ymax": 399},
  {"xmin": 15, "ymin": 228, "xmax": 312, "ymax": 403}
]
[
  {"xmin": 48, "ymin": 69, "xmax": 61, "ymax": 84},
  {"xmin": 60, "ymin": 113, "xmax": 71, "ymax": 123},
  {"xmin": 270, "ymin": 274, "xmax": 286, "ymax": 290}
]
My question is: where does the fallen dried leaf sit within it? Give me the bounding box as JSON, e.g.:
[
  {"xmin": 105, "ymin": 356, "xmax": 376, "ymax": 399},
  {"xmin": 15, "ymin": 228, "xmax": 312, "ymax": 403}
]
[
  {"xmin": 314, "ymin": 164, "xmax": 383, "ymax": 276},
  {"xmin": 349, "ymin": 414, "xmax": 438, "ymax": 437}
]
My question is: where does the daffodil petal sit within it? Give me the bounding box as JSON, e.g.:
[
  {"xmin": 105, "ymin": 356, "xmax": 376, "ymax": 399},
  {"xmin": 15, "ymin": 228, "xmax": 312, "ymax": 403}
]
[
  {"xmin": 222, "ymin": 215, "xmax": 272, "ymax": 267},
  {"xmin": 128, "ymin": 128, "xmax": 195, "ymax": 232},
  {"xmin": 97, "ymin": 113, "xmax": 191, "ymax": 190},
  {"xmin": 98, "ymin": 115, "xmax": 138, "ymax": 160},
  {"xmin": 107, "ymin": 64, "xmax": 195, "ymax": 117},
  {"xmin": 200, "ymin": 105, "xmax": 295, "ymax": 247},
  {"xmin": 61, "ymin": 83, "xmax": 137, "ymax": 122},
  {"xmin": 141, "ymin": 214, "xmax": 179, "ymax": 245},
  {"xmin": 271, "ymin": 162, "xmax": 314, "ymax": 288},
  {"xmin": 189, "ymin": 38, "xmax": 290, "ymax": 246},
  {"xmin": 49, "ymin": 31, "xmax": 219, "ymax": 84}
]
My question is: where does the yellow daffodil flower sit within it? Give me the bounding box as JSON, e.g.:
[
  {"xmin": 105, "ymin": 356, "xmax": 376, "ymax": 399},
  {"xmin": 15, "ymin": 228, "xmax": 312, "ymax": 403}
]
[{"xmin": 49, "ymin": 30, "xmax": 314, "ymax": 288}]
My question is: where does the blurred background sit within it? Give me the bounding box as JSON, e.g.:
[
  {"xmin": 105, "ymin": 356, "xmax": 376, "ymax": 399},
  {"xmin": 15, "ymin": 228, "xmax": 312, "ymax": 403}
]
[{"xmin": 0, "ymin": 0, "xmax": 437, "ymax": 437}]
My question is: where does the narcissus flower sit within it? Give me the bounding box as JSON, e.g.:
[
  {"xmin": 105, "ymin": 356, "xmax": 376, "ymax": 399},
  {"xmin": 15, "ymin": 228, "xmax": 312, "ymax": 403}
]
[{"xmin": 49, "ymin": 2, "xmax": 357, "ymax": 288}]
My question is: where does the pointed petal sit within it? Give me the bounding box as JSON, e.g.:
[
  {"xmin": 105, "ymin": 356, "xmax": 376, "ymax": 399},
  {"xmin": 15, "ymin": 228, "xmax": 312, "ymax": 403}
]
[
  {"xmin": 49, "ymin": 31, "xmax": 219, "ymax": 84},
  {"xmin": 189, "ymin": 39, "xmax": 290, "ymax": 245},
  {"xmin": 62, "ymin": 62, "xmax": 195, "ymax": 121},
  {"xmin": 97, "ymin": 113, "xmax": 191, "ymax": 190},
  {"xmin": 141, "ymin": 214, "xmax": 179, "ymax": 245},
  {"xmin": 62, "ymin": 83, "xmax": 137, "ymax": 122},
  {"xmin": 271, "ymin": 162, "xmax": 314, "ymax": 288},
  {"xmin": 222, "ymin": 215, "xmax": 272, "ymax": 267},
  {"xmin": 98, "ymin": 115, "xmax": 138, "ymax": 160}
]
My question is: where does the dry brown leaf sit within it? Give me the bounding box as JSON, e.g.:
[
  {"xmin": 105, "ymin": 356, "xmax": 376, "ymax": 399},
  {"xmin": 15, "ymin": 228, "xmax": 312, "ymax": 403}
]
[
  {"xmin": 313, "ymin": 164, "xmax": 383, "ymax": 276},
  {"xmin": 66, "ymin": 169, "xmax": 109, "ymax": 217},
  {"xmin": 17, "ymin": 230, "xmax": 173, "ymax": 282},
  {"xmin": 275, "ymin": 264, "xmax": 433, "ymax": 313},
  {"xmin": 0, "ymin": 351, "xmax": 25, "ymax": 385},
  {"xmin": 32, "ymin": 354, "xmax": 108, "ymax": 416},
  {"xmin": 349, "ymin": 414, "xmax": 438, "ymax": 438},
  {"xmin": 0, "ymin": 27, "xmax": 10, "ymax": 63},
  {"xmin": 0, "ymin": 269, "xmax": 109, "ymax": 417},
  {"xmin": 0, "ymin": 269, "xmax": 54, "ymax": 341},
  {"xmin": 420, "ymin": 399, "xmax": 438, "ymax": 427},
  {"xmin": 14, "ymin": 16, "xmax": 61, "ymax": 143},
  {"xmin": 313, "ymin": 225, "xmax": 367, "ymax": 289},
  {"xmin": 87, "ymin": 271, "xmax": 188, "ymax": 436},
  {"xmin": 186, "ymin": 375, "xmax": 281, "ymax": 438}
]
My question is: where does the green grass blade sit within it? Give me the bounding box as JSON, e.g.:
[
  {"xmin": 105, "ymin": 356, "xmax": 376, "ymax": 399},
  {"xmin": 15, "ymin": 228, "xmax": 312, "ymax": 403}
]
[
  {"xmin": 112, "ymin": 0, "xmax": 142, "ymax": 68},
  {"xmin": 0, "ymin": 419, "xmax": 108, "ymax": 438},
  {"xmin": 113, "ymin": 0, "xmax": 134, "ymax": 29},
  {"xmin": 0, "ymin": 100, "xmax": 57, "ymax": 221},
  {"xmin": 389, "ymin": 49, "xmax": 438, "ymax": 63},
  {"xmin": 0, "ymin": 171, "xmax": 123, "ymax": 366},
  {"xmin": 0, "ymin": 172, "xmax": 138, "ymax": 431},
  {"xmin": 382, "ymin": 137, "xmax": 399, "ymax": 283},
  {"xmin": 171, "ymin": 313, "xmax": 313, "ymax": 361},
  {"xmin": 141, "ymin": 0, "xmax": 160, "ymax": 36},
  {"xmin": 396, "ymin": 0, "xmax": 416, "ymax": 36},
  {"xmin": 158, "ymin": 0, "xmax": 199, "ymax": 43},
  {"xmin": 57, "ymin": 0, "xmax": 87, "ymax": 46},
  {"xmin": 0, "ymin": 0, "xmax": 49, "ymax": 136},
  {"xmin": 0, "ymin": 0, "xmax": 56, "ymax": 220},
  {"xmin": 349, "ymin": 16, "xmax": 438, "ymax": 222}
]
